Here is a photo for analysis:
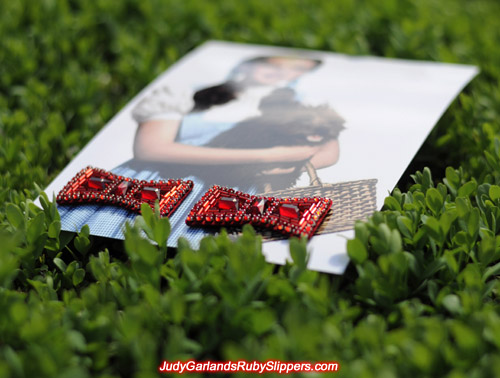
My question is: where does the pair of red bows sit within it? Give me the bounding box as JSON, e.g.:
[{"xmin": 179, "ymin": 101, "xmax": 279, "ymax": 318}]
[{"xmin": 56, "ymin": 167, "xmax": 331, "ymax": 239}]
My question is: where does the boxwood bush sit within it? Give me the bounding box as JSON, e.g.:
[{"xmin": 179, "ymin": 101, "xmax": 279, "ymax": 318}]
[{"xmin": 2, "ymin": 0, "xmax": 500, "ymax": 377}]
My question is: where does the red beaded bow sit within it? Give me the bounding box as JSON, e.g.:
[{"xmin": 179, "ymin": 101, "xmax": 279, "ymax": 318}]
[
  {"xmin": 56, "ymin": 167, "xmax": 193, "ymax": 217},
  {"xmin": 186, "ymin": 186, "xmax": 332, "ymax": 239}
]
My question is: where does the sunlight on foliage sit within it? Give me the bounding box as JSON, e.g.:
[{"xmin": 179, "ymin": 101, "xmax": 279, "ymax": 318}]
[{"xmin": 2, "ymin": 0, "xmax": 500, "ymax": 376}]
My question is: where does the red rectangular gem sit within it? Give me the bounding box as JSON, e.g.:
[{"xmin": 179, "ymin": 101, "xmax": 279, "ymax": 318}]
[
  {"xmin": 141, "ymin": 187, "xmax": 160, "ymax": 201},
  {"xmin": 279, "ymin": 204, "xmax": 299, "ymax": 219},
  {"xmin": 218, "ymin": 197, "xmax": 238, "ymax": 211},
  {"xmin": 88, "ymin": 177, "xmax": 111, "ymax": 190}
]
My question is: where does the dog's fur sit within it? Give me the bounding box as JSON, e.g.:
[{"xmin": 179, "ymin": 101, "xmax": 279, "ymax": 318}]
[{"xmin": 198, "ymin": 88, "xmax": 345, "ymax": 190}]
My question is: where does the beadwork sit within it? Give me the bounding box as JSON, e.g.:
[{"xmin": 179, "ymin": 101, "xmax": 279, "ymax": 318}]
[
  {"xmin": 56, "ymin": 167, "xmax": 193, "ymax": 217},
  {"xmin": 186, "ymin": 185, "xmax": 332, "ymax": 239}
]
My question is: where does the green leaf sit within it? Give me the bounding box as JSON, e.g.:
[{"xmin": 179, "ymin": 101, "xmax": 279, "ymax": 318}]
[
  {"xmin": 427, "ymin": 280, "xmax": 438, "ymax": 303},
  {"xmin": 26, "ymin": 212, "xmax": 46, "ymax": 244},
  {"xmin": 439, "ymin": 210, "xmax": 458, "ymax": 237},
  {"xmin": 347, "ymin": 238, "xmax": 368, "ymax": 264},
  {"xmin": 153, "ymin": 217, "xmax": 171, "ymax": 248},
  {"xmin": 48, "ymin": 220, "xmax": 61, "ymax": 238},
  {"xmin": 484, "ymin": 150, "xmax": 500, "ymax": 170},
  {"xmin": 478, "ymin": 236, "xmax": 496, "ymax": 266},
  {"xmin": 423, "ymin": 259, "xmax": 445, "ymax": 278},
  {"xmin": 483, "ymin": 261, "xmax": 500, "ymax": 281},
  {"xmin": 72, "ymin": 269, "xmax": 85, "ymax": 286},
  {"xmin": 74, "ymin": 226, "xmax": 91, "ymax": 255},
  {"xmin": 124, "ymin": 223, "xmax": 159, "ymax": 266},
  {"xmin": 65, "ymin": 260, "xmax": 78, "ymax": 277},
  {"xmin": 59, "ymin": 231, "xmax": 75, "ymax": 250},
  {"xmin": 424, "ymin": 216, "xmax": 442, "ymax": 242},
  {"xmin": 79, "ymin": 224, "xmax": 90, "ymax": 238},
  {"xmin": 3, "ymin": 347, "xmax": 23, "ymax": 377},
  {"xmin": 422, "ymin": 167, "xmax": 433, "ymax": 190},
  {"xmin": 445, "ymin": 166, "xmax": 460, "ymax": 189},
  {"xmin": 289, "ymin": 237, "xmax": 308, "ymax": 269},
  {"xmin": 53, "ymin": 257, "xmax": 67, "ymax": 272},
  {"xmin": 450, "ymin": 321, "xmax": 480, "ymax": 351},
  {"xmin": 6, "ymin": 203, "xmax": 24, "ymax": 229},
  {"xmin": 467, "ymin": 208, "xmax": 480, "ymax": 239},
  {"xmin": 426, "ymin": 188, "xmax": 443, "ymax": 215},
  {"xmin": 458, "ymin": 181, "xmax": 477, "ymax": 197},
  {"xmin": 141, "ymin": 202, "xmax": 155, "ymax": 228},
  {"xmin": 442, "ymin": 294, "xmax": 462, "ymax": 315},
  {"xmin": 67, "ymin": 330, "xmax": 87, "ymax": 352},
  {"xmin": 489, "ymin": 185, "xmax": 500, "ymax": 201},
  {"xmin": 443, "ymin": 251, "xmax": 459, "ymax": 274},
  {"xmin": 389, "ymin": 229, "xmax": 403, "ymax": 254},
  {"xmin": 354, "ymin": 222, "xmax": 370, "ymax": 244},
  {"xmin": 39, "ymin": 192, "xmax": 50, "ymax": 212},
  {"xmin": 384, "ymin": 196, "xmax": 401, "ymax": 211},
  {"xmin": 397, "ymin": 216, "xmax": 413, "ymax": 239},
  {"xmin": 455, "ymin": 197, "xmax": 469, "ymax": 218}
]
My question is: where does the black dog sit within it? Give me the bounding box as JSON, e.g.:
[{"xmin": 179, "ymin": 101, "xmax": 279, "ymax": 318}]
[{"xmin": 200, "ymin": 88, "xmax": 345, "ymax": 190}]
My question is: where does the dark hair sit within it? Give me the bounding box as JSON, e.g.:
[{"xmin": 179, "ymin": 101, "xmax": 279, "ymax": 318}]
[
  {"xmin": 192, "ymin": 56, "xmax": 322, "ymax": 111},
  {"xmin": 192, "ymin": 81, "xmax": 239, "ymax": 111}
]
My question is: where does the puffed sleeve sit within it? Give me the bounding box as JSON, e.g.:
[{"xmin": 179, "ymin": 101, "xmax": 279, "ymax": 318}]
[{"xmin": 131, "ymin": 85, "xmax": 195, "ymax": 123}]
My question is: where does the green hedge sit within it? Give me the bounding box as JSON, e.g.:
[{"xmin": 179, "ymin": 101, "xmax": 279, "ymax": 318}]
[{"xmin": 2, "ymin": 0, "xmax": 500, "ymax": 377}]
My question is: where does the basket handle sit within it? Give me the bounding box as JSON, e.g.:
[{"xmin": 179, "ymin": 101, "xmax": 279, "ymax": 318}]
[
  {"xmin": 262, "ymin": 161, "xmax": 322, "ymax": 193},
  {"xmin": 305, "ymin": 161, "xmax": 322, "ymax": 186}
]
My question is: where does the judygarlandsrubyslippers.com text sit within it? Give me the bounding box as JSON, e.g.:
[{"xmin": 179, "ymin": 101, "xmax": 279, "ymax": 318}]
[{"xmin": 158, "ymin": 360, "xmax": 340, "ymax": 374}]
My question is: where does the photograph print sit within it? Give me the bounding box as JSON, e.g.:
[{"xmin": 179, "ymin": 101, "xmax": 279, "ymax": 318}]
[{"xmin": 45, "ymin": 41, "xmax": 478, "ymax": 273}]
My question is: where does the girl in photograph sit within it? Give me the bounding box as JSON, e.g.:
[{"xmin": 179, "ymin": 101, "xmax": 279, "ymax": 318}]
[{"xmin": 58, "ymin": 55, "xmax": 344, "ymax": 244}]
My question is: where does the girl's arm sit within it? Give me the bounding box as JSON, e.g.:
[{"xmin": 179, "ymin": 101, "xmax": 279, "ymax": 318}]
[
  {"xmin": 309, "ymin": 139, "xmax": 339, "ymax": 169},
  {"xmin": 133, "ymin": 119, "xmax": 322, "ymax": 165}
]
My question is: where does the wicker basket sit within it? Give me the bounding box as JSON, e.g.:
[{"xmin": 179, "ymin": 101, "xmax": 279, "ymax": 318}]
[{"xmin": 256, "ymin": 162, "xmax": 378, "ymax": 239}]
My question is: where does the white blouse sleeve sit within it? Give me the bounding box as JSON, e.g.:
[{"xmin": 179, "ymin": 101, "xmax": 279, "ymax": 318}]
[{"xmin": 131, "ymin": 85, "xmax": 195, "ymax": 123}]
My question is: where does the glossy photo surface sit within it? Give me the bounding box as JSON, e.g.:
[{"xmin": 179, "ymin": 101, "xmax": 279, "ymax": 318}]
[{"xmin": 44, "ymin": 41, "xmax": 478, "ymax": 274}]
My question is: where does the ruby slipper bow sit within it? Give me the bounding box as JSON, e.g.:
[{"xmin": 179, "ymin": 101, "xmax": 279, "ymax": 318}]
[
  {"xmin": 56, "ymin": 167, "xmax": 193, "ymax": 217},
  {"xmin": 185, "ymin": 185, "xmax": 332, "ymax": 239}
]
